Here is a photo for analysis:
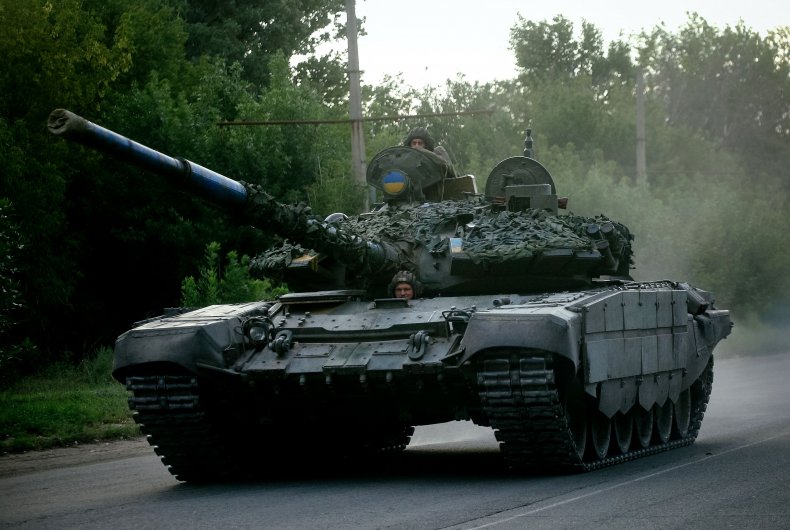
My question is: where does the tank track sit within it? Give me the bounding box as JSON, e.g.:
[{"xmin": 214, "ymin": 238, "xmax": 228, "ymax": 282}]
[
  {"xmin": 128, "ymin": 354, "xmax": 713, "ymax": 480},
  {"xmin": 476, "ymin": 352, "xmax": 713, "ymax": 472},
  {"xmin": 126, "ymin": 375, "xmax": 246, "ymax": 482},
  {"xmin": 127, "ymin": 374, "xmax": 416, "ymax": 481}
]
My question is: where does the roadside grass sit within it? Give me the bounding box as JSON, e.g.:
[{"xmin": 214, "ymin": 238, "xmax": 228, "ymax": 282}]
[{"xmin": 0, "ymin": 347, "xmax": 139, "ymax": 453}]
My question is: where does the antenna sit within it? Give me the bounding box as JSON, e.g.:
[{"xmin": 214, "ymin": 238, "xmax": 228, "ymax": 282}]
[{"xmin": 524, "ymin": 129, "xmax": 534, "ymax": 158}]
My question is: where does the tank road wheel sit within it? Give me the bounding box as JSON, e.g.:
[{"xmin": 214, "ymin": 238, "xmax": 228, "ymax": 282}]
[
  {"xmin": 654, "ymin": 400, "xmax": 674, "ymax": 444},
  {"xmin": 633, "ymin": 406, "xmax": 653, "ymax": 449},
  {"xmin": 612, "ymin": 411, "xmax": 634, "ymax": 454},
  {"xmin": 588, "ymin": 408, "xmax": 611, "ymax": 460},
  {"xmin": 673, "ymin": 389, "xmax": 692, "ymax": 439},
  {"xmin": 563, "ymin": 377, "xmax": 588, "ymax": 461}
]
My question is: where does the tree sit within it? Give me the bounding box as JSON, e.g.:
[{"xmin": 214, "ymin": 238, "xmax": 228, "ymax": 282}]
[
  {"xmin": 0, "ymin": 199, "xmax": 25, "ymax": 374},
  {"xmin": 639, "ymin": 14, "xmax": 790, "ymax": 184},
  {"xmin": 0, "ymin": 0, "xmax": 355, "ymax": 362},
  {"xmin": 0, "ymin": 0, "xmax": 133, "ymax": 121},
  {"xmin": 507, "ymin": 15, "xmax": 637, "ymax": 173},
  {"xmin": 0, "ymin": 0, "xmax": 138, "ymax": 355},
  {"xmin": 166, "ymin": 0, "xmax": 347, "ymax": 89},
  {"xmin": 509, "ymin": 14, "xmax": 634, "ymax": 92}
]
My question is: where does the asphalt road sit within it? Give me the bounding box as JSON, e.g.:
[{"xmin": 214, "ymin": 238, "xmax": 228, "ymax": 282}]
[{"xmin": 2, "ymin": 351, "xmax": 789, "ymax": 529}]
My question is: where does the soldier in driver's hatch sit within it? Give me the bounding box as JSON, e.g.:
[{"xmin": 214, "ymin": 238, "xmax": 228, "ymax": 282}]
[{"xmin": 388, "ymin": 270, "xmax": 422, "ymax": 300}]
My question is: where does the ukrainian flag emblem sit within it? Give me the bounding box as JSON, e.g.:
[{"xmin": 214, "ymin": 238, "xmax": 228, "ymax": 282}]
[{"xmin": 382, "ymin": 170, "xmax": 408, "ymax": 195}]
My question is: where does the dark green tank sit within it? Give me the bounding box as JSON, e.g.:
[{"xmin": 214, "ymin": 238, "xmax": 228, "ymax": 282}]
[{"xmin": 48, "ymin": 109, "xmax": 732, "ymax": 481}]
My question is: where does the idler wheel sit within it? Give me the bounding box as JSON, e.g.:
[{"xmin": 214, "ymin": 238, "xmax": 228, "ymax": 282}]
[
  {"xmin": 654, "ymin": 400, "xmax": 674, "ymax": 444},
  {"xmin": 612, "ymin": 411, "xmax": 633, "ymax": 454},
  {"xmin": 673, "ymin": 389, "xmax": 692, "ymax": 439},
  {"xmin": 588, "ymin": 408, "xmax": 611, "ymax": 460},
  {"xmin": 633, "ymin": 406, "xmax": 653, "ymax": 448}
]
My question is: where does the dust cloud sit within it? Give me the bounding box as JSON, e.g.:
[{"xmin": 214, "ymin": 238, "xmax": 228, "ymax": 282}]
[{"xmin": 714, "ymin": 312, "xmax": 789, "ymax": 358}]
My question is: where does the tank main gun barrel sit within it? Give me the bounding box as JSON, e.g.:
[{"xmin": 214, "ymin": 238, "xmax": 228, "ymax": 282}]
[
  {"xmin": 47, "ymin": 109, "xmax": 403, "ymax": 275},
  {"xmin": 48, "ymin": 109, "xmax": 248, "ymax": 209}
]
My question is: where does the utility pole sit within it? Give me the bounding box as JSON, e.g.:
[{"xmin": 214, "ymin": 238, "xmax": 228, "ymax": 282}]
[
  {"xmin": 345, "ymin": 0, "xmax": 368, "ymax": 210},
  {"xmin": 636, "ymin": 68, "xmax": 647, "ymax": 183}
]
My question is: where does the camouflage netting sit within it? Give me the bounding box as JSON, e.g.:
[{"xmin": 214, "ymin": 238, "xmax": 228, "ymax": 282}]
[
  {"xmin": 342, "ymin": 201, "xmax": 633, "ymax": 266},
  {"xmin": 243, "ymin": 184, "xmax": 394, "ymax": 275},
  {"xmin": 245, "ymin": 188, "xmax": 633, "ymax": 278},
  {"xmin": 241, "ymin": 183, "xmax": 319, "ymax": 240}
]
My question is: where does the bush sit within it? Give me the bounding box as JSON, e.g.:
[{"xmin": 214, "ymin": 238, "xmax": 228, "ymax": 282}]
[{"xmin": 181, "ymin": 241, "xmax": 288, "ymax": 306}]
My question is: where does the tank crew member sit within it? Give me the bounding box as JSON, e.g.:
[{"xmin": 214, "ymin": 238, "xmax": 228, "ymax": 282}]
[
  {"xmin": 404, "ymin": 126, "xmax": 436, "ymax": 151},
  {"xmin": 388, "ymin": 270, "xmax": 422, "ymax": 300},
  {"xmin": 404, "ymin": 127, "xmax": 454, "ymax": 169}
]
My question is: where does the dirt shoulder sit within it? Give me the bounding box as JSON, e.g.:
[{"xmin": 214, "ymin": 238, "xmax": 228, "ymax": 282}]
[{"xmin": 0, "ymin": 436, "xmax": 152, "ymax": 478}]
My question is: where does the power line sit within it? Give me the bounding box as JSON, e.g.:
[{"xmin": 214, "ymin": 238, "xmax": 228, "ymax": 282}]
[{"xmin": 216, "ymin": 109, "xmax": 494, "ymax": 127}]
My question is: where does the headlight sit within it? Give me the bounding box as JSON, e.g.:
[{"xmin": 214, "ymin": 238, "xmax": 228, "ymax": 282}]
[{"xmin": 243, "ymin": 317, "xmax": 272, "ymax": 351}]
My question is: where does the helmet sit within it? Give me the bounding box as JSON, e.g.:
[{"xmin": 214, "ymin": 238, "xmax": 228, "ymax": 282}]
[
  {"xmin": 388, "ymin": 270, "xmax": 423, "ymax": 297},
  {"xmin": 403, "ymin": 127, "xmax": 435, "ymax": 152}
]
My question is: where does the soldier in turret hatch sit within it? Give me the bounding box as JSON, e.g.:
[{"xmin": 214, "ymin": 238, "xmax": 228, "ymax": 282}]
[{"xmin": 403, "ymin": 127, "xmax": 454, "ymax": 171}]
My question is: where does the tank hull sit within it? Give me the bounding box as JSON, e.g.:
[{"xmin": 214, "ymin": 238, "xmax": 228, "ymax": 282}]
[{"xmin": 115, "ymin": 281, "xmax": 731, "ymax": 481}]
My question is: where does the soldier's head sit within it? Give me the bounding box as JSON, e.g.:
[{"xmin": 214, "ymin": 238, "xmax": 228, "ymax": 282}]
[
  {"xmin": 404, "ymin": 127, "xmax": 435, "ymax": 152},
  {"xmin": 388, "ymin": 270, "xmax": 422, "ymax": 299}
]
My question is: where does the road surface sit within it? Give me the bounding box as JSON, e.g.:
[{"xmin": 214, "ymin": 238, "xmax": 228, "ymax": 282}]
[{"xmin": 1, "ymin": 351, "xmax": 788, "ymax": 529}]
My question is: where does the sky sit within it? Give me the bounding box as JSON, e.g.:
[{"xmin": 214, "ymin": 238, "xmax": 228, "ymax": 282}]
[{"xmin": 348, "ymin": 0, "xmax": 786, "ymax": 88}]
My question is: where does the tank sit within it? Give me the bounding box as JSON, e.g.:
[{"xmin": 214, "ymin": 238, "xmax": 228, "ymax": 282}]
[{"xmin": 48, "ymin": 109, "xmax": 732, "ymax": 481}]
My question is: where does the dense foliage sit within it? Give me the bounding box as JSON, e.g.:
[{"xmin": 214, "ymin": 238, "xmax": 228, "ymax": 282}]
[{"xmin": 1, "ymin": 1, "xmax": 788, "ymax": 377}]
